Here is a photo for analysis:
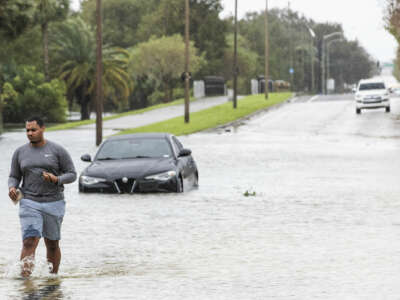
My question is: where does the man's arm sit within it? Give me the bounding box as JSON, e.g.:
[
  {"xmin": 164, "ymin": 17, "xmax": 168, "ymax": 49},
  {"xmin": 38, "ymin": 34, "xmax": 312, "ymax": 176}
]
[
  {"xmin": 8, "ymin": 150, "xmax": 21, "ymax": 201},
  {"xmin": 56, "ymin": 146, "xmax": 77, "ymax": 185}
]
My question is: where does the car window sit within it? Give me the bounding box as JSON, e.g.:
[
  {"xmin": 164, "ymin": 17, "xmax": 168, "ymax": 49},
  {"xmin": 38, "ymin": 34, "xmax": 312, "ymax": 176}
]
[
  {"xmin": 172, "ymin": 136, "xmax": 184, "ymax": 154},
  {"xmin": 96, "ymin": 138, "xmax": 173, "ymax": 160},
  {"xmin": 358, "ymin": 82, "xmax": 385, "ymax": 90}
]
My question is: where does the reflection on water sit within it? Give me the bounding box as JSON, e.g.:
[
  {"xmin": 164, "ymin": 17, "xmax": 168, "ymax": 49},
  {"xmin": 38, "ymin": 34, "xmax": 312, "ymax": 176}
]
[{"xmin": 19, "ymin": 277, "xmax": 63, "ymax": 300}]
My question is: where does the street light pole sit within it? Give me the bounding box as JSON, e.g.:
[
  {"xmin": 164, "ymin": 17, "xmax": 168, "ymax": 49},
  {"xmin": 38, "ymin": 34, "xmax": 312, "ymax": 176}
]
[
  {"xmin": 306, "ymin": 26, "xmax": 315, "ymax": 93},
  {"xmin": 326, "ymin": 38, "xmax": 342, "ymax": 94},
  {"xmin": 321, "ymin": 31, "xmax": 343, "ymax": 95},
  {"xmin": 264, "ymin": 0, "xmax": 269, "ymax": 99},
  {"xmin": 184, "ymin": 0, "xmax": 190, "ymax": 123},
  {"xmin": 233, "ymin": 0, "xmax": 238, "ymax": 109},
  {"xmin": 95, "ymin": 0, "xmax": 103, "ymax": 146}
]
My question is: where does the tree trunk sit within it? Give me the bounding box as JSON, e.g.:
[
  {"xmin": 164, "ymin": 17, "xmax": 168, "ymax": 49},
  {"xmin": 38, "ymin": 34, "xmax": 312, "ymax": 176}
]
[
  {"xmin": 42, "ymin": 22, "xmax": 50, "ymax": 82},
  {"xmin": 80, "ymin": 96, "xmax": 91, "ymax": 120}
]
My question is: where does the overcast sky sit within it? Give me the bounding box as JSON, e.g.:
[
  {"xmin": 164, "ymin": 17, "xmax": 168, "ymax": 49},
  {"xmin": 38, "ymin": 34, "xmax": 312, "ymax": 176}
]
[
  {"xmin": 220, "ymin": 0, "xmax": 396, "ymax": 63},
  {"xmin": 71, "ymin": 0, "xmax": 396, "ymax": 63}
]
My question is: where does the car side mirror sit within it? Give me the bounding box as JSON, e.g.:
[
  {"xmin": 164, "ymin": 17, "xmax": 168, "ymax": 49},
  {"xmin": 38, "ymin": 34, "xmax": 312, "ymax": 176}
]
[
  {"xmin": 352, "ymin": 88, "xmax": 356, "ymax": 93},
  {"xmin": 178, "ymin": 148, "xmax": 192, "ymax": 157},
  {"xmin": 81, "ymin": 154, "xmax": 92, "ymax": 162}
]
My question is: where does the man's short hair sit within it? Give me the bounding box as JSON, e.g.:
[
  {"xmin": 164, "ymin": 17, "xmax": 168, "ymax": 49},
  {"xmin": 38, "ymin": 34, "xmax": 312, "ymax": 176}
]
[{"xmin": 26, "ymin": 116, "xmax": 44, "ymax": 127}]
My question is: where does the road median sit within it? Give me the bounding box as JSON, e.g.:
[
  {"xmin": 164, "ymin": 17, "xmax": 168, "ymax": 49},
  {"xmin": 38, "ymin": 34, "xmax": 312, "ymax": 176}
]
[{"xmin": 116, "ymin": 93, "xmax": 292, "ymax": 136}]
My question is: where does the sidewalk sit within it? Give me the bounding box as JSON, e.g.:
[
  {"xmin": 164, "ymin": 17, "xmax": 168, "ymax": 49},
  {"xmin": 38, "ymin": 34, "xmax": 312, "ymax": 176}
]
[{"xmin": 79, "ymin": 96, "xmax": 232, "ymax": 130}]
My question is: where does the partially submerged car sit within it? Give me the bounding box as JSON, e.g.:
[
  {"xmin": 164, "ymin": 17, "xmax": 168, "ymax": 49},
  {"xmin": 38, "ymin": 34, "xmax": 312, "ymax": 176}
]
[
  {"xmin": 354, "ymin": 78, "xmax": 390, "ymax": 114},
  {"xmin": 79, "ymin": 133, "xmax": 199, "ymax": 193}
]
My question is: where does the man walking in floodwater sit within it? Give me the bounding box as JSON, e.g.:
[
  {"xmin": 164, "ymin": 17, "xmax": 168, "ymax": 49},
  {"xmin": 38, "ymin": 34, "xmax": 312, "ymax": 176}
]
[{"xmin": 8, "ymin": 116, "xmax": 76, "ymax": 277}]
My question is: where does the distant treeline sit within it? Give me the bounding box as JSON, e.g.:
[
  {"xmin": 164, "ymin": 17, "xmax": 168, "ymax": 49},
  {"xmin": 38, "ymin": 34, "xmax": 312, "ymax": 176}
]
[{"xmin": 0, "ymin": 0, "xmax": 378, "ymax": 122}]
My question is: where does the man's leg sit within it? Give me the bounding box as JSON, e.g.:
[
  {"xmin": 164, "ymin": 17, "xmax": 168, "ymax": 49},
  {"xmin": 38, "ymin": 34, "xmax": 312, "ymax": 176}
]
[
  {"xmin": 20, "ymin": 237, "xmax": 40, "ymax": 277},
  {"xmin": 44, "ymin": 238, "xmax": 61, "ymax": 274}
]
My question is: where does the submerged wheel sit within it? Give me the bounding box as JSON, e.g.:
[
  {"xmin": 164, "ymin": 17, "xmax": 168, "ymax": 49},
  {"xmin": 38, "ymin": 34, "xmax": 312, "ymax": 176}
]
[
  {"xmin": 176, "ymin": 175, "xmax": 183, "ymax": 193},
  {"xmin": 194, "ymin": 172, "xmax": 199, "ymax": 188},
  {"xmin": 386, "ymin": 106, "xmax": 391, "ymax": 113}
]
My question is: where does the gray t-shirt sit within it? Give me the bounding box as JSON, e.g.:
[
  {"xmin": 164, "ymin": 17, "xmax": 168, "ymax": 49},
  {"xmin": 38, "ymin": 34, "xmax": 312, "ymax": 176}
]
[{"xmin": 8, "ymin": 140, "xmax": 77, "ymax": 202}]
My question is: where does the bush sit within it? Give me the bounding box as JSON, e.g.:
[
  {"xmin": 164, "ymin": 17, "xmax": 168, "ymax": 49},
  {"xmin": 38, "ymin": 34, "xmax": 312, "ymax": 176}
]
[
  {"xmin": 1, "ymin": 66, "xmax": 68, "ymax": 123},
  {"xmin": 148, "ymin": 90, "xmax": 165, "ymax": 105}
]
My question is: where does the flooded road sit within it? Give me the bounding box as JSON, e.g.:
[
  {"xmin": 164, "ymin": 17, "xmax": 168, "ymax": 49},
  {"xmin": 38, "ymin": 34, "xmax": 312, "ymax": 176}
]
[{"xmin": 1, "ymin": 95, "xmax": 400, "ymax": 299}]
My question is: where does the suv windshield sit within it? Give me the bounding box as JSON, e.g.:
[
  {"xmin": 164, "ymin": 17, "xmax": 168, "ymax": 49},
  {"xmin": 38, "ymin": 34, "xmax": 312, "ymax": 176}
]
[
  {"xmin": 359, "ymin": 82, "xmax": 385, "ymax": 90},
  {"xmin": 96, "ymin": 138, "xmax": 172, "ymax": 160}
]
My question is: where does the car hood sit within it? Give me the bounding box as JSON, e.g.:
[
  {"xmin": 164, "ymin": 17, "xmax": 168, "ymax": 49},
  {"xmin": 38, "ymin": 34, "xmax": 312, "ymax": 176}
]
[
  {"xmin": 82, "ymin": 157, "xmax": 176, "ymax": 180},
  {"xmin": 357, "ymin": 89, "xmax": 387, "ymax": 96}
]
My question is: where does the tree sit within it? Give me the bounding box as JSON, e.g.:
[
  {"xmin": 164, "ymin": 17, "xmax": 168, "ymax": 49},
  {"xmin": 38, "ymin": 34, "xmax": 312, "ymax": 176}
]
[
  {"xmin": 81, "ymin": 0, "xmax": 227, "ymax": 76},
  {"xmin": 0, "ymin": 66, "xmax": 67, "ymax": 123},
  {"xmin": 222, "ymin": 34, "xmax": 258, "ymax": 94},
  {"xmin": 51, "ymin": 17, "xmax": 132, "ymax": 119},
  {"xmin": 129, "ymin": 34, "xmax": 204, "ymax": 102},
  {"xmin": 236, "ymin": 8, "xmax": 376, "ymax": 93},
  {"xmin": 81, "ymin": 0, "xmax": 154, "ymax": 48},
  {"xmin": 138, "ymin": 0, "xmax": 227, "ymax": 76},
  {"xmin": 34, "ymin": 0, "xmax": 69, "ymax": 81},
  {"xmin": 0, "ymin": 0, "xmax": 35, "ymax": 40}
]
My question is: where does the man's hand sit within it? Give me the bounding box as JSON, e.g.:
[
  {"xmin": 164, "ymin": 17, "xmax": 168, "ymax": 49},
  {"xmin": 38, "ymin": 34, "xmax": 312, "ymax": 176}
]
[
  {"xmin": 9, "ymin": 187, "xmax": 17, "ymax": 201},
  {"xmin": 42, "ymin": 172, "xmax": 58, "ymax": 184}
]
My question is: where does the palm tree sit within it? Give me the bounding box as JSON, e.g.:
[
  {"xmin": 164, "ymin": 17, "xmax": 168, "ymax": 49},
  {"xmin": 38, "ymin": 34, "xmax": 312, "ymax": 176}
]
[
  {"xmin": 34, "ymin": 0, "xmax": 69, "ymax": 81},
  {"xmin": 50, "ymin": 17, "xmax": 133, "ymax": 120}
]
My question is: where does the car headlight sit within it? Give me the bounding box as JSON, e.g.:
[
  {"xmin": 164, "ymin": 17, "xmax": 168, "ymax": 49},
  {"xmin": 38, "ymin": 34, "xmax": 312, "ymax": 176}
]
[
  {"xmin": 80, "ymin": 175, "xmax": 107, "ymax": 185},
  {"xmin": 145, "ymin": 171, "xmax": 177, "ymax": 181},
  {"xmin": 355, "ymin": 94, "xmax": 362, "ymax": 100}
]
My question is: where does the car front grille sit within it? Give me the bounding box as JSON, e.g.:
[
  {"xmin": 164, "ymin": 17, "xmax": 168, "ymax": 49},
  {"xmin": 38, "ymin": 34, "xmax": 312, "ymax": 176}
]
[{"xmin": 114, "ymin": 178, "xmax": 136, "ymax": 194}]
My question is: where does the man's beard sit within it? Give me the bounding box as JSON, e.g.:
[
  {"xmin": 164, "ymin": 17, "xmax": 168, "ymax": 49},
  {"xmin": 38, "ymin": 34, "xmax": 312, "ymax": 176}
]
[{"xmin": 30, "ymin": 139, "xmax": 39, "ymax": 144}]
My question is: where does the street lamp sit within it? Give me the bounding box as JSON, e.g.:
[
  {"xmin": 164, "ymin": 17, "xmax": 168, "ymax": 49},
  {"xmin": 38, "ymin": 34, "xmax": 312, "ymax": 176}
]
[
  {"xmin": 264, "ymin": 0, "xmax": 269, "ymax": 99},
  {"xmin": 233, "ymin": 0, "xmax": 238, "ymax": 108},
  {"xmin": 306, "ymin": 25, "xmax": 316, "ymax": 93},
  {"xmin": 321, "ymin": 31, "xmax": 343, "ymax": 94},
  {"xmin": 326, "ymin": 38, "xmax": 343, "ymax": 94}
]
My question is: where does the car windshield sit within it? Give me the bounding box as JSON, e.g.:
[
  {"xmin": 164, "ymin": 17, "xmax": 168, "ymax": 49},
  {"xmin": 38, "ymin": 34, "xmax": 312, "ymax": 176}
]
[
  {"xmin": 359, "ymin": 83, "xmax": 385, "ymax": 90},
  {"xmin": 96, "ymin": 138, "xmax": 172, "ymax": 160}
]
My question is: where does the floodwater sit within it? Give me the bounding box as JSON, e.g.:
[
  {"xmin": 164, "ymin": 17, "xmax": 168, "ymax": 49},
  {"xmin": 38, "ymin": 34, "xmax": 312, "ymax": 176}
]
[{"xmin": 1, "ymin": 95, "xmax": 400, "ymax": 299}]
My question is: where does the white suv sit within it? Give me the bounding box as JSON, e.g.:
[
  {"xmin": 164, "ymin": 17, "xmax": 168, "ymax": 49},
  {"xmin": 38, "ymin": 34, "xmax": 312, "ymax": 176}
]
[{"xmin": 355, "ymin": 79, "xmax": 390, "ymax": 114}]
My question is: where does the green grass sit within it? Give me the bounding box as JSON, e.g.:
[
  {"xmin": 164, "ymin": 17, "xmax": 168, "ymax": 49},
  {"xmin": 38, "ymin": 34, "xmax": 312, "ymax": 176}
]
[
  {"xmin": 46, "ymin": 97, "xmax": 196, "ymax": 131},
  {"xmin": 117, "ymin": 93, "xmax": 292, "ymax": 136}
]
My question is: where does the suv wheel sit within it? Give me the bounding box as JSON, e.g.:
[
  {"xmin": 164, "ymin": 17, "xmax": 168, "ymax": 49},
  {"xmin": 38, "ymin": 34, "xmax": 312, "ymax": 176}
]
[
  {"xmin": 356, "ymin": 108, "xmax": 361, "ymax": 114},
  {"xmin": 385, "ymin": 106, "xmax": 391, "ymax": 113}
]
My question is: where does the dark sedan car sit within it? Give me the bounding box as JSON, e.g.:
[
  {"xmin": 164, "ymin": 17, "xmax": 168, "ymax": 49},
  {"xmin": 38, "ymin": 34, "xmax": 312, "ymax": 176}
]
[{"xmin": 79, "ymin": 133, "xmax": 199, "ymax": 193}]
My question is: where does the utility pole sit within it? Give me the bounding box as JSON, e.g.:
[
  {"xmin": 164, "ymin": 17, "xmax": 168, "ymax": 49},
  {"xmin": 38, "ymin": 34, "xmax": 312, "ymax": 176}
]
[
  {"xmin": 288, "ymin": 1, "xmax": 294, "ymax": 92},
  {"xmin": 95, "ymin": 0, "xmax": 103, "ymax": 146},
  {"xmin": 264, "ymin": 0, "xmax": 269, "ymax": 99},
  {"xmin": 184, "ymin": 0, "xmax": 190, "ymax": 123},
  {"xmin": 307, "ymin": 26, "xmax": 316, "ymax": 93},
  {"xmin": 233, "ymin": 0, "xmax": 238, "ymax": 109},
  {"xmin": 321, "ymin": 37, "xmax": 325, "ymax": 94}
]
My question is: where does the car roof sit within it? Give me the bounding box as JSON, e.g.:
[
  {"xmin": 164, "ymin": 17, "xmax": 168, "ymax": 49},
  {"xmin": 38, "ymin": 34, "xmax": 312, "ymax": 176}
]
[
  {"xmin": 106, "ymin": 133, "xmax": 172, "ymax": 141},
  {"xmin": 358, "ymin": 78, "xmax": 385, "ymax": 84}
]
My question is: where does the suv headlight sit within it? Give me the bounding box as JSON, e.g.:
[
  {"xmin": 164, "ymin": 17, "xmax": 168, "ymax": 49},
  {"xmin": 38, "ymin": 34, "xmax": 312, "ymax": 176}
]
[
  {"xmin": 145, "ymin": 171, "xmax": 176, "ymax": 181},
  {"xmin": 355, "ymin": 94, "xmax": 362, "ymax": 100},
  {"xmin": 80, "ymin": 175, "xmax": 107, "ymax": 185}
]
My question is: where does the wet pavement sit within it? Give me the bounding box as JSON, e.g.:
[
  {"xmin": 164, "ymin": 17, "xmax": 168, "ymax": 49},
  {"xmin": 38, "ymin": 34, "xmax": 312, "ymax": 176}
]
[{"xmin": 1, "ymin": 94, "xmax": 400, "ymax": 299}]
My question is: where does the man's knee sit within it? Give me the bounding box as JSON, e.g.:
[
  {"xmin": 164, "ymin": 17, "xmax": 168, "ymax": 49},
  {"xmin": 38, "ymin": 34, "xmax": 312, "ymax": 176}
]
[
  {"xmin": 22, "ymin": 237, "xmax": 39, "ymax": 250},
  {"xmin": 44, "ymin": 239, "xmax": 60, "ymax": 252}
]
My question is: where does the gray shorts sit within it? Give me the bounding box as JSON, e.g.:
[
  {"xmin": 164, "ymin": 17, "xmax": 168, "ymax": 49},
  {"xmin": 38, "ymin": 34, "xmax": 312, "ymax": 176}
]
[{"xmin": 19, "ymin": 198, "xmax": 66, "ymax": 241}]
